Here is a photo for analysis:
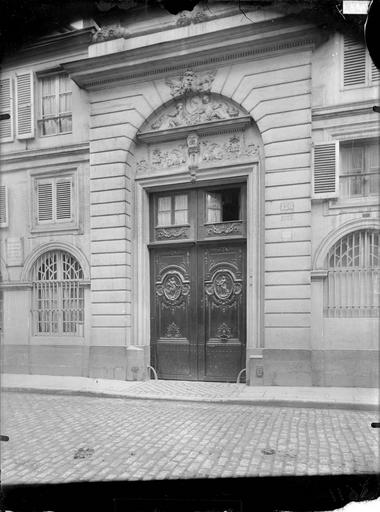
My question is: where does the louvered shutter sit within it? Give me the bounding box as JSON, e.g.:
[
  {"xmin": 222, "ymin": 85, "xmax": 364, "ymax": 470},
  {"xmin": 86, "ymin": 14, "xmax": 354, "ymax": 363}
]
[
  {"xmin": 56, "ymin": 178, "xmax": 72, "ymax": 221},
  {"xmin": 0, "ymin": 185, "xmax": 8, "ymax": 227},
  {"xmin": 16, "ymin": 71, "xmax": 34, "ymax": 139},
  {"xmin": 370, "ymin": 60, "xmax": 380, "ymax": 83},
  {"xmin": 343, "ymin": 36, "xmax": 366, "ymax": 86},
  {"xmin": 0, "ymin": 78, "xmax": 13, "ymax": 142},
  {"xmin": 37, "ymin": 181, "xmax": 53, "ymax": 222},
  {"xmin": 312, "ymin": 142, "xmax": 339, "ymax": 199}
]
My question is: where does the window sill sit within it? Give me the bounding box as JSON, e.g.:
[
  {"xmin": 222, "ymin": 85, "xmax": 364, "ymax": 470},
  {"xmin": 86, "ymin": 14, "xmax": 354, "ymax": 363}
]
[
  {"xmin": 30, "ymin": 223, "xmax": 81, "ymax": 236},
  {"xmin": 328, "ymin": 196, "xmax": 379, "ymax": 211},
  {"xmin": 340, "ymin": 82, "xmax": 380, "ymax": 92},
  {"xmin": 30, "ymin": 336, "xmax": 87, "ymax": 346},
  {"xmin": 38, "ymin": 131, "xmax": 72, "ymax": 138}
]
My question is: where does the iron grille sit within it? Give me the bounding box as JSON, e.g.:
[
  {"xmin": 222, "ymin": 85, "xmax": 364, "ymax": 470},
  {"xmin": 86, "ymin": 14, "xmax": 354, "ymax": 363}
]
[
  {"xmin": 32, "ymin": 250, "xmax": 84, "ymax": 335},
  {"xmin": 324, "ymin": 230, "xmax": 380, "ymax": 317}
]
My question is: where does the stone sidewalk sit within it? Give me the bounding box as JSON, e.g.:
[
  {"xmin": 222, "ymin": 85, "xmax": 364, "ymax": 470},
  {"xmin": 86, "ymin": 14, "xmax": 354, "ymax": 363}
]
[{"xmin": 2, "ymin": 373, "xmax": 379, "ymax": 410}]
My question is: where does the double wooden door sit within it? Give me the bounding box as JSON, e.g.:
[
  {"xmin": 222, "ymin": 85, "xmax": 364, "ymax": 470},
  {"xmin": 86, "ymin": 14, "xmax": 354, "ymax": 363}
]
[{"xmin": 150, "ymin": 185, "xmax": 246, "ymax": 382}]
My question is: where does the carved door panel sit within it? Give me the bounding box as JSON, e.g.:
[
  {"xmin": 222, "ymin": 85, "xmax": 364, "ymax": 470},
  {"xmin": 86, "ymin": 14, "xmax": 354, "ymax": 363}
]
[
  {"xmin": 150, "ymin": 185, "xmax": 246, "ymax": 382},
  {"xmin": 150, "ymin": 245, "xmax": 198, "ymax": 380},
  {"xmin": 198, "ymin": 243, "xmax": 246, "ymax": 381}
]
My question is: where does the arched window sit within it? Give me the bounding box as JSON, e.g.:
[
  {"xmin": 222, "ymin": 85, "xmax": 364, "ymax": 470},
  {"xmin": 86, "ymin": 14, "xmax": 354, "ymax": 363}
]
[
  {"xmin": 324, "ymin": 229, "xmax": 379, "ymax": 317},
  {"xmin": 31, "ymin": 250, "xmax": 84, "ymax": 336}
]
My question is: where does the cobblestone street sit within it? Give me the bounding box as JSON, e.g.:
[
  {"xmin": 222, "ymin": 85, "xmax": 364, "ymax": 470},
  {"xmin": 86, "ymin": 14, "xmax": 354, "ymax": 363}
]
[{"xmin": 1, "ymin": 392, "xmax": 379, "ymax": 485}]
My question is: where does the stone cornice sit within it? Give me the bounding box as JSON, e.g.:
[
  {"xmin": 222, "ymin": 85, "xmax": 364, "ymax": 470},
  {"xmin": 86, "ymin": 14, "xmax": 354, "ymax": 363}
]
[
  {"xmin": 1, "ymin": 143, "xmax": 89, "ymax": 167},
  {"xmin": 137, "ymin": 116, "xmax": 252, "ymax": 144},
  {"xmin": 3, "ymin": 28, "xmax": 96, "ymax": 65},
  {"xmin": 312, "ymin": 101, "xmax": 377, "ymax": 121},
  {"xmin": 63, "ymin": 18, "xmax": 321, "ymax": 89}
]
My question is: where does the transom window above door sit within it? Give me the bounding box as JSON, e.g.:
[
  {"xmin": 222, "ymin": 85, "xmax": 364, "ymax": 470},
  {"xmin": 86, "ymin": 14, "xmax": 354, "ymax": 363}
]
[
  {"xmin": 150, "ymin": 185, "xmax": 246, "ymax": 243},
  {"xmin": 157, "ymin": 194, "xmax": 189, "ymax": 226},
  {"xmin": 206, "ymin": 188, "xmax": 241, "ymax": 223}
]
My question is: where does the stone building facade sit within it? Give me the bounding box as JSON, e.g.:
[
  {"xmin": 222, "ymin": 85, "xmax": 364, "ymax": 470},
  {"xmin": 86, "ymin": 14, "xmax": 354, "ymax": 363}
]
[{"xmin": 0, "ymin": 3, "xmax": 379, "ymax": 386}]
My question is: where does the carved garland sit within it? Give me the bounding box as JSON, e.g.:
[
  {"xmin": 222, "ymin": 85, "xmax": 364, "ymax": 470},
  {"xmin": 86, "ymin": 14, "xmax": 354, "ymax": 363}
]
[
  {"xmin": 155, "ymin": 227, "xmax": 189, "ymax": 240},
  {"xmin": 207, "ymin": 222, "xmax": 241, "ymax": 236}
]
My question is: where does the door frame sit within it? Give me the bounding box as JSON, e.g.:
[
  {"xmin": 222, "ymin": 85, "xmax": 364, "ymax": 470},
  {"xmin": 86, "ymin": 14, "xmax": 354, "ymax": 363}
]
[{"xmin": 133, "ymin": 162, "xmax": 264, "ymax": 372}]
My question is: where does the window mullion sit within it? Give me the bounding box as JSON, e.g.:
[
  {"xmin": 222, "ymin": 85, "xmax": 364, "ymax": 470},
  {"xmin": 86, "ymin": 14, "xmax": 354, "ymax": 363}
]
[
  {"xmin": 171, "ymin": 195, "xmax": 175, "ymax": 226},
  {"xmin": 55, "ymin": 75, "xmax": 59, "ymax": 117}
]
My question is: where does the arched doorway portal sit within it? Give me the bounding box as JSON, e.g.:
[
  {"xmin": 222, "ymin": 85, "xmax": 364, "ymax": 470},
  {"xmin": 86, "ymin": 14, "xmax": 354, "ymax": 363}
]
[{"xmin": 132, "ymin": 91, "xmax": 264, "ymax": 382}]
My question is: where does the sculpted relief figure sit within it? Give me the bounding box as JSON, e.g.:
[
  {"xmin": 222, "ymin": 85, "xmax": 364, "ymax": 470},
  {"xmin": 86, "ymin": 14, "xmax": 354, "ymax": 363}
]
[
  {"xmin": 165, "ymin": 69, "xmax": 216, "ymax": 97},
  {"xmin": 149, "ymin": 95, "xmax": 242, "ymax": 131},
  {"xmin": 202, "ymin": 135, "xmax": 259, "ymax": 162},
  {"xmin": 150, "ymin": 146, "xmax": 187, "ymax": 169},
  {"xmin": 195, "ymin": 95, "xmax": 239, "ymax": 122},
  {"xmin": 151, "ymin": 102, "xmax": 190, "ymax": 130}
]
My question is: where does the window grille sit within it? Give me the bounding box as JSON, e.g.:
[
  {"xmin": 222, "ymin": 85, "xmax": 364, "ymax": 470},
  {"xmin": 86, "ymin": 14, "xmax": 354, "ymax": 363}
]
[
  {"xmin": 39, "ymin": 74, "xmax": 72, "ymax": 136},
  {"xmin": 340, "ymin": 139, "xmax": 380, "ymax": 199},
  {"xmin": 31, "ymin": 250, "xmax": 84, "ymax": 336},
  {"xmin": 324, "ymin": 230, "xmax": 380, "ymax": 317}
]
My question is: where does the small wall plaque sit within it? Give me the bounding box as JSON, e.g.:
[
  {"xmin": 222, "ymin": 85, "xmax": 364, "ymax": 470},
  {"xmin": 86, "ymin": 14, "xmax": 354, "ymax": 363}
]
[
  {"xmin": 280, "ymin": 200, "xmax": 294, "ymax": 212},
  {"xmin": 256, "ymin": 366, "xmax": 264, "ymax": 378},
  {"xmin": 6, "ymin": 237, "xmax": 23, "ymax": 266}
]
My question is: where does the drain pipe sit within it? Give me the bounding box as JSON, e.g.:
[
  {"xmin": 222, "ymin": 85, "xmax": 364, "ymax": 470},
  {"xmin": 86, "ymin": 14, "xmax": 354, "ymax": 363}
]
[
  {"xmin": 147, "ymin": 365, "xmax": 158, "ymax": 380},
  {"xmin": 236, "ymin": 368, "xmax": 246, "ymax": 384}
]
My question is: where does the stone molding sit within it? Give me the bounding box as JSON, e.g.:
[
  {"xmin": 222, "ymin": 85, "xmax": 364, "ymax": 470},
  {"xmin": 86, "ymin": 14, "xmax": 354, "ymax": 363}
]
[
  {"xmin": 4, "ymin": 28, "xmax": 96, "ymax": 64},
  {"xmin": 63, "ymin": 22, "xmax": 319, "ymax": 89},
  {"xmin": 1, "ymin": 143, "xmax": 89, "ymax": 167},
  {"xmin": 312, "ymin": 218, "xmax": 380, "ymax": 270},
  {"xmin": 132, "ymin": 162, "xmax": 263, "ymax": 351},
  {"xmin": 312, "ymin": 100, "xmax": 377, "ymax": 120},
  {"xmin": 137, "ymin": 116, "xmax": 251, "ymax": 144},
  {"xmin": 0, "ymin": 281, "xmax": 33, "ymax": 289},
  {"xmin": 21, "ymin": 242, "xmax": 91, "ymax": 281}
]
